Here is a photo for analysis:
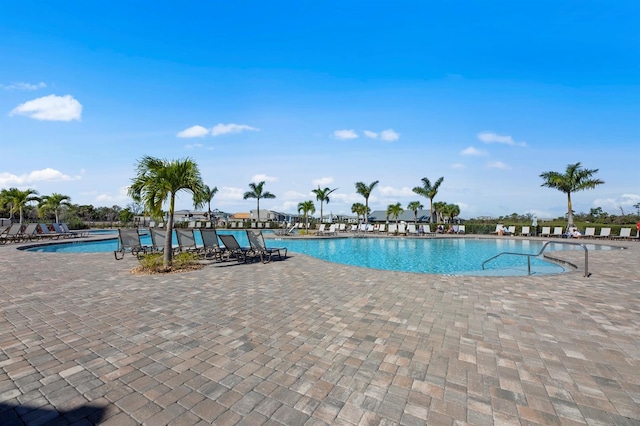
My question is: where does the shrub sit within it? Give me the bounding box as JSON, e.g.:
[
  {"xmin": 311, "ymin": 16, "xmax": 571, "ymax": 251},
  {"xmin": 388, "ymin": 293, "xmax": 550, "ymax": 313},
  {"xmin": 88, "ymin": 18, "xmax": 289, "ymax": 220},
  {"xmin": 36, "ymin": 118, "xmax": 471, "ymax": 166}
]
[{"xmin": 135, "ymin": 251, "xmax": 202, "ymax": 274}]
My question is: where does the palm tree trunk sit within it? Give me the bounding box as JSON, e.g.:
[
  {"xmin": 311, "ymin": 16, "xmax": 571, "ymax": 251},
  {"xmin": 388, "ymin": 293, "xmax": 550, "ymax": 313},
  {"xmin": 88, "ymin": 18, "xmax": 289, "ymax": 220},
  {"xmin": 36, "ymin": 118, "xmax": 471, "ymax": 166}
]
[
  {"xmin": 257, "ymin": 198, "xmax": 260, "ymax": 222},
  {"xmin": 567, "ymin": 192, "xmax": 574, "ymax": 228},
  {"xmin": 364, "ymin": 199, "xmax": 368, "ymax": 223},
  {"xmin": 164, "ymin": 195, "xmax": 175, "ymax": 268}
]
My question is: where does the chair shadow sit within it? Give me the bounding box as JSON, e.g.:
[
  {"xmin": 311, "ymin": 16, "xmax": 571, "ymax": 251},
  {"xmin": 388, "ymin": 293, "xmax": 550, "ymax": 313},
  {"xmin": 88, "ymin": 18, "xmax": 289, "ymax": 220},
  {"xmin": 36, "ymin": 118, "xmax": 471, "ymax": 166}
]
[{"xmin": 0, "ymin": 402, "xmax": 106, "ymax": 425}]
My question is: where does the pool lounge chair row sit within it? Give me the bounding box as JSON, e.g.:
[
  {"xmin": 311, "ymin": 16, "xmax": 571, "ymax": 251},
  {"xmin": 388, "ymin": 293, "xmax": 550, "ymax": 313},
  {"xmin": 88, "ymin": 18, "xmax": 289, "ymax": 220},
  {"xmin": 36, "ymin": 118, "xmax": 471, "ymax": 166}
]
[
  {"xmin": 0, "ymin": 223, "xmax": 85, "ymax": 244},
  {"xmin": 115, "ymin": 229, "xmax": 287, "ymax": 263}
]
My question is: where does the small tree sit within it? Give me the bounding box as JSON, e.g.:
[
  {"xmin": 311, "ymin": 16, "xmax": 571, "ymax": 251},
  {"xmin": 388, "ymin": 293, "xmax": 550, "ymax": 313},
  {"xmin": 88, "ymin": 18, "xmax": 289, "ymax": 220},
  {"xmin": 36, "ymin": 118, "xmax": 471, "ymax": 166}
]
[
  {"xmin": 38, "ymin": 193, "xmax": 72, "ymax": 224},
  {"xmin": 412, "ymin": 177, "xmax": 444, "ymax": 223},
  {"xmin": 195, "ymin": 184, "xmax": 218, "ymax": 222},
  {"xmin": 311, "ymin": 186, "xmax": 337, "ymax": 223},
  {"xmin": 128, "ymin": 156, "xmax": 206, "ymax": 268},
  {"xmin": 387, "ymin": 203, "xmax": 404, "ymax": 234},
  {"xmin": 406, "ymin": 201, "xmax": 424, "ymax": 227},
  {"xmin": 297, "ymin": 200, "xmax": 315, "ymax": 231},
  {"xmin": 243, "ymin": 181, "xmax": 275, "ymax": 222},
  {"xmin": 351, "ymin": 202, "xmax": 368, "ymax": 223},
  {"xmin": 355, "ymin": 181, "xmax": 379, "ymax": 223},
  {"xmin": 540, "ymin": 162, "xmax": 604, "ymax": 228},
  {"xmin": 0, "ymin": 187, "xmax": 40, "ymax": 225}
]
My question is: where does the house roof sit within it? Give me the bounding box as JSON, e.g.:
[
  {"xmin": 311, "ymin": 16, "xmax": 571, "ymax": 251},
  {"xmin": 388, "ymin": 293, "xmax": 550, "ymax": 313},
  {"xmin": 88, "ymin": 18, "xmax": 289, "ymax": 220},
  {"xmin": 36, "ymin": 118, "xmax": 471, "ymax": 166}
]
[{"xmin": 231, "ymin": 212, "xmax": 250, "ymax": 219}]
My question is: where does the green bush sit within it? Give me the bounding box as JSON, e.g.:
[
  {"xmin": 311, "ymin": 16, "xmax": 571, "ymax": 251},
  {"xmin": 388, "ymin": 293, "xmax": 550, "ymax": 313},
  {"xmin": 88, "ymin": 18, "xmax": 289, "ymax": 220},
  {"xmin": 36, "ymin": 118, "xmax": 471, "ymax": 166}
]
[{"xmin": 173, "ymin": 252, "xmax": 200, "ymax": 269}]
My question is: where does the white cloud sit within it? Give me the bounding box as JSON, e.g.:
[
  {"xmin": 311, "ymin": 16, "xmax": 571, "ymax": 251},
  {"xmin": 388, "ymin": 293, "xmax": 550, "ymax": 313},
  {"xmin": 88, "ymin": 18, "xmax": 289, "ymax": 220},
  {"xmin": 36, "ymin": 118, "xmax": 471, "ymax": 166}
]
[
  {"xmin": 280, "ymin": 201, "xmax": 302, "ymax": 212},
  {"xmin": 211, "ymin": 123, "xmax": 259, "ymax": 136},
  {"xmin": 378, "ymin": 186, "xmax": 414, "ymax": 197},
  {"xmin": 487, "ymin": 161, "xmax": 511, "ymax": 170},
  {"xmin": 283, "ymin": 190, "xmax": 307, "ymax": 200},
  {"xmin": 461, "ymin": 146, "xmax": 488, "ymax": 156},
  {"xmin": 477, "ymin": 131, "xmax": 526, "ymax": 147},
  {"xmin": 1, "ymin": 82, "xmax": 47, "ymax": 91},
  {"xmin": 364, "ymin": 130, "xmax": 378, "ymax": 139},
  {"xmin": 312, "ymin": 177, "xmax": 334, "ymax": 186},
  {"xmin": 451, "ymin": 163, "xmax": 466, "ymax": 169},
  {"xmin": 333, "ymin": 129, "xmax": 358, "ymax": 140},
  {"xmin": 379, "ymin": 129, "xmax": 400, "ymax": 142},
  {"xmin": 10, "ymin": 94, "xmax": 82, "ymax": 121},
  {"xmin": 95, "ymin": 187, "xmax": 129, "ymax": 204},
  {"xmin": 332, "ymin": 193, "xmax": 365, "ymax": 204},
  {"xmin": 0, "ymin": 168, "xmax": 79, "ymax": 186},
  {"xmin": 217, "ymin": 186, "xmax": 244, "ymax": 200},
  {"xmin": 177, "ymin": 125, "xmax": 209, "ymax": 138},
  {"xmin": 251, "ymin": 174, "xmax": 277, "ymax": 183},
  {"xmin": 593, "ymin": 193, "xmax": 640, "ymax": 211}
]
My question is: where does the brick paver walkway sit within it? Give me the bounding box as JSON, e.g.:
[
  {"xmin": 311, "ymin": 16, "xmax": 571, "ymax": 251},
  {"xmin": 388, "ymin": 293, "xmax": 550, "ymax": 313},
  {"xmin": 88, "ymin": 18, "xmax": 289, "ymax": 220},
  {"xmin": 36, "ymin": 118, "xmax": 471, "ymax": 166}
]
[{"xmin": 0, "ymin": 236, "xmax": 638, "ymax": 425}]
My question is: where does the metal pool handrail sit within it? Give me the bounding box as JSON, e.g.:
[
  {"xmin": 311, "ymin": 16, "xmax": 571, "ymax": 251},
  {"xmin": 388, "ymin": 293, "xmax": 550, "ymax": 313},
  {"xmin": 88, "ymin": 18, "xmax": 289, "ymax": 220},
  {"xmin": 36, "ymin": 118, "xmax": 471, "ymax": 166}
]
[{"xmin": 482, "ymin": 241, "xmax": 589, "ymax": 277}]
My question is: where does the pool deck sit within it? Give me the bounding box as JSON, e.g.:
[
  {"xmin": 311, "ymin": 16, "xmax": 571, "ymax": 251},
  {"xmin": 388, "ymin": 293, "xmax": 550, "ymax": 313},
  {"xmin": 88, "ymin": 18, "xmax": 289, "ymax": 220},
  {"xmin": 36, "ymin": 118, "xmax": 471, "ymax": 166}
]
[{"xmin": 0, "ymin": 236, "xmax": 638, "ymax": 425}]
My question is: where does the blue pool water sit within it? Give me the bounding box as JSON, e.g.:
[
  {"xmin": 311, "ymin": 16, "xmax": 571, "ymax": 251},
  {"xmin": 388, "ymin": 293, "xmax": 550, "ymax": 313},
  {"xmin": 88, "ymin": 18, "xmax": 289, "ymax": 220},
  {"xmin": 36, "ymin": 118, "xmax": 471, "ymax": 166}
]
[{"xmin": 25, "ymin": 230, "xmax": 612, "ymax": 276}]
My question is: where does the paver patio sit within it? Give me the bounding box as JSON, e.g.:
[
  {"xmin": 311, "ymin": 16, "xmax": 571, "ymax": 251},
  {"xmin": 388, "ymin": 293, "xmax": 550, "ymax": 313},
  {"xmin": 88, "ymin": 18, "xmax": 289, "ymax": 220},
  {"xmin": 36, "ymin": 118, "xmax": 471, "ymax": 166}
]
[{"xmin": 0, "ymin": 236, "xmax": 638, "ymax": 425}]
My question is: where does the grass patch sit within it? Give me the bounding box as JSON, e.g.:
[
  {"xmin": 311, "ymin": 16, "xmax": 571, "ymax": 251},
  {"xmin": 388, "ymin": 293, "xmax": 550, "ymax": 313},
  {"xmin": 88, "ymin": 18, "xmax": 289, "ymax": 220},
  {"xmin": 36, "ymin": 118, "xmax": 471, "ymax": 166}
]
[{"xmin": 132, "ymin": 251, "xmax": 203, "ymax": 275}]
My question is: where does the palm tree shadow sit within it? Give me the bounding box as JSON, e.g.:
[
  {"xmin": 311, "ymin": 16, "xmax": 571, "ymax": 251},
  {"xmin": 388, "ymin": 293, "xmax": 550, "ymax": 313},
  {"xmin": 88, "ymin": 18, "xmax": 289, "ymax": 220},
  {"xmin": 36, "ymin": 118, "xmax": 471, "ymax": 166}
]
[{"xmin": 0, "ymin": 402, "xmax": 106, "ymax": 425}]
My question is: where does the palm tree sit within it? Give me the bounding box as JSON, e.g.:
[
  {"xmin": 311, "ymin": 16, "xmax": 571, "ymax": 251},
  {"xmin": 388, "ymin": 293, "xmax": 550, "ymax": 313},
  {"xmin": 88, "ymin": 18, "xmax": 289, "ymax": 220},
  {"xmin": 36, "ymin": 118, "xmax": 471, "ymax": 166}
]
[
  {"xmin": 38, "ymin": 193, "xmax": 72, "ymax": 224},
  {"xmin": 0, "ymin": 187, "xmax": 39, "ymax": 225},
  {"xmin": 412, "ymin": 177, "xmax": 444, "ymax": 223},
  {"xmin": 351, "ymin": 202, "xmax": 368, "ymax": 223},
  {"xmin": 311, "ymin": 186, "xmax": 337, "ymax": 223},
  {"xmin": 406, "ymin": 201, "xmax": 424, "ymax": 227},
  {"xmin": 433, "ymin": 201, "xmax": 447, "ymax": 224},
  {"xmin": 243, "ymin": 181, "xmax": 276, "ymax": 223},
  {"xmin": 195, "ymin": 184, "xmax": 218, "ymax": 223},
  {"xmin": 387, "ymin": 203, "xmax": 404, "ymax": 234},
  {"xmin": 128, "ymin": 156, "xmax": 206, "ymax": 268},
  {"xmin": 441, "ymin": 203, "xmax": 461, "ymax": 224},
  {"xmin": 540, "ymin": 162, "xmax": 604, "ymax": 228},
  {"xmin": 297, "ymin": 200, "xmax": 315, "ymax": 231},
  {"xmin": 355, "ymin": 180, "xmax": 379, "ymax": 223}
]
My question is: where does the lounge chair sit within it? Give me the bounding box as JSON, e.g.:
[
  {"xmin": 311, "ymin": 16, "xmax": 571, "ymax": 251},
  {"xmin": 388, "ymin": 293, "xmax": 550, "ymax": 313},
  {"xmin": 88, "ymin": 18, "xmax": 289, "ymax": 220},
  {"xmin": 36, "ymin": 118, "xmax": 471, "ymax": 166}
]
[
  {"xmin": 457, "ymin": 225, "xmax": 466, "ymax": 234},
  {"xmin": 37, "ymin": 224, "xmax": 62, "ymax": 240},
  {"xmin": 0, "ymin": 223, "xmax": 24, "ymax": 244},
  {"xmin": 114, "ymin": 229, "xmax": 149, "ymax": 260},
  {"xmin": 520, "ymin": 226, "xmax": 530, "ymax": 236},
  {"xmin": 387, "ymin": 223, "xmax": 397, "ymax": 235},
  {"xmin": 407, "ymin": 224, "xmax": 418, "ymax": 236},
  {"xmin": 150, "ymin": 228, "xmax": 177, "ymax": 253},
  {"xmin": 397, "ymin": 223, "xmax": 407, "ymax": 235},
  {"xmin": 551, "ymin": 227, "xmax": 564, "ymax": 238},
  {"xmin": 583, "ymin": 227, "xmax": 595, "ymax": 238},
  {"xmin": 491, "ymin": 224, "xmax": 505, "ymax": 235},
  {"xmin": 246, "ymin": 230, "xmax": 287, "ymax": 263},
  {"xmin": 593, "ymin": 228, "xmax": 611, "ymax": 239},
  {"xmin": 506, "ymin": 226, "xmax": 516, "ymax": 236},
  {"xmin": 218, "ymin": 234, "xmax": 253, "ymax": 263},
  {"xmin": 338, "ymin": 223, "xmax": 346, "ymax": 232},
  {"xmin": 60, "ymin": 223, "xmax": 88, "ymax": 237},
  {"xmin": 377, "ymin": 224, "xmax": 386, "ymax": 233},
  {"xmin": 539, "ymin": 226, "xmax": 551, "ymax": 237},
  {"xmin": 616, "ymin": 228, "xmax": 632, "ymax": 240},
  {"xmin": 200, "ymin": 229, "xmax": 226, "ymax": 261},
  {"xmin": 317, "ymin": 224, "xmax": 326, "ymax": 235},
  {"xmin": 51, "ymin": 223, "xmax": 75, "ymax": 238},
  {"xmin": 323, "ymin": 224, "xmax": 337, "ymax": 236},
  {"xmin": 175, "ymin": 228, "xmax": 201, "ymax": 254}
]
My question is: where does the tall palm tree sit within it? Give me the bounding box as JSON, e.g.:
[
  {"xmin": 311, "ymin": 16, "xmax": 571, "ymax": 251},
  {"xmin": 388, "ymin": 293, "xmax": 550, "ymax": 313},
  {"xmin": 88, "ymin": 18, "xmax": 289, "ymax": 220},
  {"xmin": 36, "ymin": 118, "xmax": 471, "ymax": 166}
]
[
  {"xmin": 243, "ymin": 181, "xmax": 276, "ymax": 223},
  {"xmin": 433, "ymin": 201, "xmax": 447, "ymax": 224},
  {"xmin": 406, "ymin": 201, "xmax": 424, "ymax": 227},
  {"xmin": 38, "ymin": 193, "xmax": 72, "ymax": 224},
  {"xmin": 540, "ymin": 162, "xmax": 604, "ymax": 228},
  {"xmin": 0, "ymin": 187, "xmax": 39, "ymax": 225},
  {"xmin": 297, "ymin": 200, "xmax": 315, "ymax": 231},
  {"xmin": 351, "ymin": 202, "xmax": 367, "ymax": 223},
  {"xmin": 355, "ymin": 180, "xmax": 379, "ymax": 223},
  {"xmin": 128, "ymin": 156, "xmax": 206, "ymax": 268},
  {"xmin": 412, "ymin": 177, "xmax": 444, "ymax": 223},
  {"xmin": 195, "ymin": 184, "xmax": 218, "ymax": 223},
  {"xmin": 441, "ymin": 203, "xmax": 461, "ymax": 224},
  {"xmin": 311, "ymin": 186, "xmax": 337, "ymax": 223},
  {"xmin": 387, "ymin": 203, "xmax": 404, "ymax": 234}
]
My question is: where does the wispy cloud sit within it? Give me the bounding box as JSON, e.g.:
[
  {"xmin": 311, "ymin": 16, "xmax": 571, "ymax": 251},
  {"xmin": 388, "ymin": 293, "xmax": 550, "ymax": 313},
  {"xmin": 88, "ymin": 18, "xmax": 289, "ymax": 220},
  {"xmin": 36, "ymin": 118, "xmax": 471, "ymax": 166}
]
[
  {"xmin": 451, "ymin": 163, "xmax": 466, "ymax": 169},
  {"xmin": 211, "ymin": 123, "xmax": 259, "ymax": 136},
  {"xmin": 333, "ymin": 129, "xmax": 358, "ymax": 140},
  {"xmin": 379, "ymin": 129, "xmax": 400, "ymax": 142},
  {"xmin": 477, "ymin": 131, "xmax": 526, "ymax": 147},
  {"xmin": 1, "ymin": 82, "xmax": 47, "ymax": 91},
  {"xmin": 177, "ymin": 125, "xmax": 209, "ymax": 138},
  {"xmin": 378, "ymin": 186, "xmax": 414, "ymax": 197},
  {"xmin": 10, "ymin": 94, "xmax": 82, "ymax": 121},
  {"xmin": 0, "ymin": 168, "xmax": 80, "ymax": 186},
  {"xmin": 593, "ymin": 193, "xmax": 640, "ymax": 211},
  {"xmin": 312, "ymin": 177, "xmax": 334, "ymax": 186},
  {"xmin": 95, "ymin": 187, "xmax": 129, "ymax": 203},
  {"xmin": 217, "ymin": 186, "xmax": 244, "ymax": 200},
  {"xmin": 363, "ymin": 129, "xmax": 400, "ymax": 142},
  {"xmin": 251, "ymin": 174, "xmax": 277, "ymax": 183},
  {"xmin": 461, "ymin": 146, "xmax": 488, "ymax": 156},
  {"xmin": 487, "ymin": 161, "xmax": 511, "ymax": 170}
]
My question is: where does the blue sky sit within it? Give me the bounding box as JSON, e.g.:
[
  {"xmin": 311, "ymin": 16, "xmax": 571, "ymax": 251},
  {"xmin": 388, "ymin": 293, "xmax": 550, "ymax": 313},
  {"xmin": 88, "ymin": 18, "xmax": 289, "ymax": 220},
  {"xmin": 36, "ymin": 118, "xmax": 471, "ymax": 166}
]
[{"xmin": 1, "ymin": 1, "xmax": 638, "ymax": 219}]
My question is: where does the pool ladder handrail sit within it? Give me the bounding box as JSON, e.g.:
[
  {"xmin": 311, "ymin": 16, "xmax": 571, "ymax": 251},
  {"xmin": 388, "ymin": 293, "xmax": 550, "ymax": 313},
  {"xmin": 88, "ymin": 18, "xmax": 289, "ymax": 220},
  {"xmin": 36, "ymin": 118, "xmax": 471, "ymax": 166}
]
[{"xmin": 481, "ymin": 241, "xmax": 589, "ymax": 277}]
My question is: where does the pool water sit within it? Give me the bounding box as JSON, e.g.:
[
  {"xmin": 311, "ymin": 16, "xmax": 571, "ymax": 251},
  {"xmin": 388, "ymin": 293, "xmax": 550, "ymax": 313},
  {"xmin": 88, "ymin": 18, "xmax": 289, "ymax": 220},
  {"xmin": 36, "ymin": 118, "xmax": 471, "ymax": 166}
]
[{"xmin": 24, "ymin": 230, "xmax": 612, "ymax": 276}]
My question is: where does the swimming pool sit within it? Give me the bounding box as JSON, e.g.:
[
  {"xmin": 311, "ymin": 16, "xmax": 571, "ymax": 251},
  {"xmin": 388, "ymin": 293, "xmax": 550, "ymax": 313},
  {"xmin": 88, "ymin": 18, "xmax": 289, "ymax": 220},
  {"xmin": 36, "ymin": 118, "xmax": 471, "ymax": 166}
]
[{"xmin": 24, "ymin": 230, "xmax": 612, "ymax": 276}]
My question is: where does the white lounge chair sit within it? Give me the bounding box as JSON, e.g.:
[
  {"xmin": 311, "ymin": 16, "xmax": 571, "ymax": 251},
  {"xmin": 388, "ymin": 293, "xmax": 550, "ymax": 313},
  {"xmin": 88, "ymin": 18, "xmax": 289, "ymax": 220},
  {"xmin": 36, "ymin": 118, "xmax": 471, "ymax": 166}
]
[
  {"xmin": 616, "ymin": 228, "xmax": 632, "ymax": 240},
  {"xmin": 539, "ymin": 227, "xmax": 551, "ymax": 237},
  {"xmin": 594, "ymin": 228, "xmax": 611, "ymax": 239},
  {"xmin": 520, "ymin": 226, "xmax": 530, "ymax": 236},
  {"xmin": 457, "ymin": 225, "xmax": 466, "ymax": 234},
  {"xmin": 387, "ymin": 223, "xmax": 397, "ymax": 235},
  {"xmin": 491, "ymin": 224, "xmax": 505, "ymax": 235},
  {"xmin": 407, "ymin": 224, "xmax": 418, "ymax": 236},
  {"xmin": 584, "ymin": 227, "xmax": 595, "ymax": 238},
  {"xmin": 317, "ymin": 224, "xmax": 326, "ymax": 235},
  {"xmin": 551, "ymin": 227, "xmax": 564, "ymax": 237},
  {"xmin": 397, "ymin": 223, "xmax": 407, "ymax": 235},
  {"xmin": 506, "ymin": 226, "xmax": 516, "ymax": 236}
]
